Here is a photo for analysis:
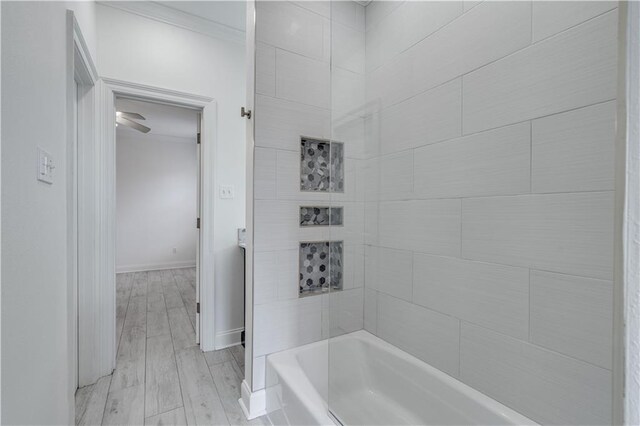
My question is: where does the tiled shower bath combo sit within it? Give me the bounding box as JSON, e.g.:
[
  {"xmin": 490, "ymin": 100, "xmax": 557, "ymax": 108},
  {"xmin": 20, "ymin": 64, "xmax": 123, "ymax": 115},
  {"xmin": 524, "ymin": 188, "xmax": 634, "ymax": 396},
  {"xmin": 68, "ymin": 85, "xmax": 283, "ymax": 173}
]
[
  {"xmin": 256, "ymin": 1, "xmax": 619, "ymax": 425},
  {"xmin": 298, "ymin": 137, "xmax": 344, "ymax": 296}
]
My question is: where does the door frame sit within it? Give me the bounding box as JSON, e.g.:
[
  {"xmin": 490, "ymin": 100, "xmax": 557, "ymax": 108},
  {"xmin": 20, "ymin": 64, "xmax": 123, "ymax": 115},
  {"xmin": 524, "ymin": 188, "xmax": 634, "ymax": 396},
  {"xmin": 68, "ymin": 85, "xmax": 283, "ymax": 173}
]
[
  {"xmin": 100, "ymin": 78, "xmax": 218, "ymax": 357},
  {"xmin": 67, "ymin": 10, "xmax": 98, "ymax": 390}
]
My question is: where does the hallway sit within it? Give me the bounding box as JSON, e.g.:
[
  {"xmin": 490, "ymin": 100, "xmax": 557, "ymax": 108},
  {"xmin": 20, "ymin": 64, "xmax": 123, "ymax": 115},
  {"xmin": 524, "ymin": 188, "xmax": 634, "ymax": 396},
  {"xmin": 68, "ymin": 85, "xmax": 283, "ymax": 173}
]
[{"xmin": 75, "ymin": 269, "xmax": 261, "ymax": 425}]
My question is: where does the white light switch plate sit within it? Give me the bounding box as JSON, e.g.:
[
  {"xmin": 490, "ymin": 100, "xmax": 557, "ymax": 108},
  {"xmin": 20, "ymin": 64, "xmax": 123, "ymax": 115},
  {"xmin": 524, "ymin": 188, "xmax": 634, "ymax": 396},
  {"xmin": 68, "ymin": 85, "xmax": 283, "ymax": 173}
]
[
  {"xmin": 219, "ymin": 185, "xmax": 235, "ymax": 199},
  {"xmin": 37, "ymin": 147, "xmax": 54, "ymax": 184}
]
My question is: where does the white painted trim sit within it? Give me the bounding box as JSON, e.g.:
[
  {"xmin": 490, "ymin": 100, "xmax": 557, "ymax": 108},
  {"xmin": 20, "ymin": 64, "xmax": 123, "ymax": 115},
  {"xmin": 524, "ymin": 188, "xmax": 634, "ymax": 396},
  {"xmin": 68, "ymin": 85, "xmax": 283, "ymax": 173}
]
[
  {"xmin": 215, "ymin": 327, "xmax": 245, "ymax": 350},
  {"xmin": 239, "ymin": 380, "xmax": 266, "ymax": 420},
  {"xmin": 100, "ymin": 78, "xmax": 218, "ymax": 355},
  {"xmin": 243, "ymin": 0, "xmax": 257, "ymax": 395},
  {"xmin": 116, "ymin": 262, "xmax": 196, "ymax": 274},
  {"xmin": 616, "ymin": 3, "xmax": 640, "ymax": 425},
  {"xmin": 97, "ymin": 1, "xmax": 245, "ymax": 46},
  {"xmin": 67, "ymin": 10, "xmax": 105, "ymax": 391},
  {"xmin": 0, "ymin": 2, "xmax": 3, "ymax": 418}
]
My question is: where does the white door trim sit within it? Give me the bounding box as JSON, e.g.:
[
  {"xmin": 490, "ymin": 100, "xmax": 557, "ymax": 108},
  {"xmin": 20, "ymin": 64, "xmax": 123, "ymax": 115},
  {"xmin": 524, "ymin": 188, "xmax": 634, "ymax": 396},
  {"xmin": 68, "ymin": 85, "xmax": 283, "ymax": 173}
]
[
  {"xmin": 67, "ymin": 10, "xmax": 100, "ymax": 390},
  {"xmin": 100, "ymin": 77, "xmax": 218, "ymax": 356},
  {"xmin": 240, "ymin": 0, "xmax": 260, "ymax": 417}
]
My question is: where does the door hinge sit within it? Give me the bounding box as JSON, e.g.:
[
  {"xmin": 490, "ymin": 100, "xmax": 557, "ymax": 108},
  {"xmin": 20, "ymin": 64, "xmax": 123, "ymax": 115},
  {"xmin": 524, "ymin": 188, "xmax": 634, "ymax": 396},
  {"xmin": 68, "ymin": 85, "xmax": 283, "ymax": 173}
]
[
  {"xmin": 196, "ymin": 217, "xmax": 200, "ymax": 229},
  {"xmin": 196, "ymin": 302, "xmax": 200, "ymax": 314},
  {"xmin": 241, "ymin": 107, "xmax": 252, "ymax": 119},
  {"xmin": 197, "ymin": 132, "xmax": 201, "ymax": 144}
]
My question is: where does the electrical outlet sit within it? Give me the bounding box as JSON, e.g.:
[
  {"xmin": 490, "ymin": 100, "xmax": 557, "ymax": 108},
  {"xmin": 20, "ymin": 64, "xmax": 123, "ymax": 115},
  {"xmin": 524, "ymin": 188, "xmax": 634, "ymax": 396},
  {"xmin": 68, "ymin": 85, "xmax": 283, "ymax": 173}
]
[{"xmin": 219, "ymin": 185, "xmax": 235, "ymax": 199}]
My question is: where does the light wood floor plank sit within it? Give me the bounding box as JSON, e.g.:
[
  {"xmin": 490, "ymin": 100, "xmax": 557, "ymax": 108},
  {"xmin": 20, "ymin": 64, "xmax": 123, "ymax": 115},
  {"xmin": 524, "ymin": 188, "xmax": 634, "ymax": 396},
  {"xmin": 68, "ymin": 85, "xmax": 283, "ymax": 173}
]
[
  {"xmin": 103, "ymin": 384, "xmax": 145, "ymax": 426},
  {"xmin": 75, "ymin": 384, "xmax": 95, "ymax": 425},
  {"xmin": 204, "ymin": 348, "xmax": 234, "ymax": 367},
  {"xmin": 173, "ymin": 270, "xmax": 197, "ymax": 330},
  {"xmin": 161, "ymin": 271, "xmax": 184, "ymax": 309},
  {"xmin": 147, "ymin": 291, "xmax": 166, "ymax": 313},
  {"xmin": 110, "ymin": 324, "xmax": 146, "ymax": 392},
  {"xmin": 147, "ymin": 309, "xmax": 171, "ymax": 339},
  {"xmin": 76, "ymin": 267, "xmax": 264, "ymax": 426},
  {"xmin": 229, "ymin": 344, "xmax": 245, "ymax": 370},
  {"xmin": 230, "ymin": 357, "xmax": 244, "ymax": 381},
  {"xmin": 175, "ymin": 346, "xmax": 229, "ymax": 426},
  {"xmin": 77, "ymin": 375, "xmax": 112, "ymax": 426},
  {"xmin": 168, "ymin": 307, "xmax": 196, "ymax": 351},
  {"xmin": 145, "ymin": 407, "xmax": 187, "ymax": 426},
  {"xmin": 209, "ymin": 361, "xmax": 247, "ymax": 425},
  {"xmin": 123, "ymin": 296, "xmax": 147, "ymax": 331},
  {"xmin": 145, "ymin": 334, "xmax": 183, "ymax": 418},
  {"xmin": 116, "ymin": 273, "xmax": 134, "ymax": 349},
  {"xmin": 131, "ymin": 271, "xmax": 149, "ymax": 298}
]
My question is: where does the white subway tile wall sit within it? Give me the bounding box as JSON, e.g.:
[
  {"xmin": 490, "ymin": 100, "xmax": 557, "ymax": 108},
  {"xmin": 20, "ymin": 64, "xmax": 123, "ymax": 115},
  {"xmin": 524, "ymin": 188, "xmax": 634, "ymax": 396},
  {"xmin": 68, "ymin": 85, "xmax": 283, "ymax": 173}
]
[
  {"xmin": 252, "ymin": 0, "xmax": 368, "ymax": 394},
  {"xmin": 254, "ymin": 1, "xmax": 617, "ymax": 424}
]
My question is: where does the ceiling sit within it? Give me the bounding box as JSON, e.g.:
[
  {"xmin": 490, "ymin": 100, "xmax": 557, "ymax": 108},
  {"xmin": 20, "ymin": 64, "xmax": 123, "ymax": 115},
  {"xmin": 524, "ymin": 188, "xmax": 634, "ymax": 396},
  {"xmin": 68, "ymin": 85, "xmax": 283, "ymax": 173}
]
[
  {"xmin": 158, "ymin": 1, "xmax": 246, "ymax": 32},
  {"xmin": 116, "ymin": 98, "xmax": 199, "ymax": 141}
]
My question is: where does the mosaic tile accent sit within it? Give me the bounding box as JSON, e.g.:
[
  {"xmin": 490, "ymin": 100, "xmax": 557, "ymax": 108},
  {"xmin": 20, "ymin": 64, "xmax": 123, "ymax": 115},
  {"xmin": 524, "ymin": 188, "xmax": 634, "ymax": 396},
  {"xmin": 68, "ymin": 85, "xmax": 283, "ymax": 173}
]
[
  {"xmin": 330, "ymin": 142, "xmax": 344, "ymax": 193},
  {"xmin": 300, "ymin": 138, "xmax": 344, "ymax": 192},
  {"xmin": 299, "ymin": 241, "xmax": 343, "ymax": 296},
  {"xmin": 299, "ymin": 206, "xmax": 343, "ymax": 227}
]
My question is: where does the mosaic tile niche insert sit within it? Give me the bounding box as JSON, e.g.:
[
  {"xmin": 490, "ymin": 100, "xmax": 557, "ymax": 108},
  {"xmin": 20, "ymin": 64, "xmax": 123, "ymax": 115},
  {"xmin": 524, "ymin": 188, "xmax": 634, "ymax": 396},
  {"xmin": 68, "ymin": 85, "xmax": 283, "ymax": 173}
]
[
  {"xmin": 299, "ymin": 206, "xmax": 343, "ymax": 227},
  {"xmin": 299, "ymin": 241, "xmax": 344, "ymax": 296},
  {"xmin": 300, "ymin": 138, "xmax": 344, "ymax": 192}
]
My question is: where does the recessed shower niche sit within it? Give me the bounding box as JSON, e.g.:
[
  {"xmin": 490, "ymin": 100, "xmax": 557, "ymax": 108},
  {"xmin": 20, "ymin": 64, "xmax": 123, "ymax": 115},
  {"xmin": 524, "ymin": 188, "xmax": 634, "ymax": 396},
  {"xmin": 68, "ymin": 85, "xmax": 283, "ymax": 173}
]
[
  {"xmin": 300, "ymin": 137, "xmax": 344, "ymax": 192},
  {"xmin": 299, "ymin": 241, "xmax": 343, "ymax": 296},
  {"xmin": 299, "ymin": 206, "xmax": 343, "ymax": 227}
]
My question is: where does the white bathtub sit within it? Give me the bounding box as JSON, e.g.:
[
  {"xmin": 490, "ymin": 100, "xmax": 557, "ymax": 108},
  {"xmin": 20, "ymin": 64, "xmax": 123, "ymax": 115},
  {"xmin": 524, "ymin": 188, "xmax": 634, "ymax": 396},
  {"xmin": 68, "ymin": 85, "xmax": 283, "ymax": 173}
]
[{"xmin": 265, "ymin": 330, "xmax": 537, "ymax": 426}]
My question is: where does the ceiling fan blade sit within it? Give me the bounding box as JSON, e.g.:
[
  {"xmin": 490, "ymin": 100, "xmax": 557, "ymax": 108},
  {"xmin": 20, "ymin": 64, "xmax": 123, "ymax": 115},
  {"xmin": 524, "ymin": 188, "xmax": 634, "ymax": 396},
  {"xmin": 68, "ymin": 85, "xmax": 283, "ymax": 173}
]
[
  {"xmin": 116, "ymin": 116, "xmax": 151, "ymax": 133},
  {"xmin": 118, "ymin": 111, "xmax": 146, "ymax": 120}
]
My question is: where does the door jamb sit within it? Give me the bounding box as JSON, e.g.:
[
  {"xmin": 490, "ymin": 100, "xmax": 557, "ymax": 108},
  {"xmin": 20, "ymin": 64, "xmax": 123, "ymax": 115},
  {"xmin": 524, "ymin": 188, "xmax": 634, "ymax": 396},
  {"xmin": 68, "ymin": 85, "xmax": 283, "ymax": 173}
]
[
  {"xmin": 67, "ymin": 10, "xmax": 98, "ymax": 391},
  {"xmin": 100, "ymin": 78, "xmax": 218, "ymax": 356}
]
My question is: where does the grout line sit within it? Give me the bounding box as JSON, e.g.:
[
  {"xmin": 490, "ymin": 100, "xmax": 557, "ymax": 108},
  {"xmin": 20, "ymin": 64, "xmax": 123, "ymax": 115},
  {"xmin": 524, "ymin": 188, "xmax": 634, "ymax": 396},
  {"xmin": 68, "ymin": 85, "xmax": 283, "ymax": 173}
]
[
  {"xmin": 465, "ymin": 320, "xmax": 612, "ymax": 372},
  {"xmin": 530, "ymin": 0, "xmax": 533, "ymax": 44},
  {"xmin": 458, "ymin": 320, "xmax": 462, "ymax": 377},
  {"xmin": 530, "ymin": 5, "xmax": 617, "ymax": 45},
  {"xmin": 529, "ymin": 120, "xmax": 533, "ymax": 194},
  {"xmin": 528, "ymin": 269, "xmax": 532, "ymax": 342}
]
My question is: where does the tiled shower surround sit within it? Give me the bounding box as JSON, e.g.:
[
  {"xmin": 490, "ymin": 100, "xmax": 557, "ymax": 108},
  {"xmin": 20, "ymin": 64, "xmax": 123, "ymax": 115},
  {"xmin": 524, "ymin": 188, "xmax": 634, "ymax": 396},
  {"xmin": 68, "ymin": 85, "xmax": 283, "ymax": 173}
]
[
  {"xmin": 299, "ymin": 241, "xmax": 344, "ymax": 296},
  {"xmin": 254, "ymin": 1, "xmax": 617, "ymax": 424}
]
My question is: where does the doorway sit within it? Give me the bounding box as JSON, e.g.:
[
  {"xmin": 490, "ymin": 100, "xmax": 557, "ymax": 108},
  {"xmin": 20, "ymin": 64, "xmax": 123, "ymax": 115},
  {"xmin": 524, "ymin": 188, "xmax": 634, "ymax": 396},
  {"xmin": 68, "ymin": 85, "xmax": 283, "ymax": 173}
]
[{"xmin": 114, "ymin": 97, "xmax": 202, "ymax": 344}]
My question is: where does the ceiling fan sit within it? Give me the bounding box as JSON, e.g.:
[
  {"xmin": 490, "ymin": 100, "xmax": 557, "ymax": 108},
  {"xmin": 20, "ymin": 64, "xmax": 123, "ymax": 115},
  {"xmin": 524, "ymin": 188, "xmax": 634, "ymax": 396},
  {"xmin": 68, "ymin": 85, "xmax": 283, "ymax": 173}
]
[{"xmin": 116, "ymin": 111, "xmax": 151, "ymax": 133}]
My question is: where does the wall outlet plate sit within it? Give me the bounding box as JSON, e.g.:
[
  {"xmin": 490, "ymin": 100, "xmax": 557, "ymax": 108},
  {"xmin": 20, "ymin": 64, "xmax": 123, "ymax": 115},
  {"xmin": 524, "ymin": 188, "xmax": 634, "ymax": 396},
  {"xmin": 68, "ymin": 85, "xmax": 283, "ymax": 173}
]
[
  {"xmin": 219, "ymin": 185, "xmax": 235, "ymax": 199},
  {"xmin": 37, "ymin": 146, "xmax": 54, "ymax": 184}
]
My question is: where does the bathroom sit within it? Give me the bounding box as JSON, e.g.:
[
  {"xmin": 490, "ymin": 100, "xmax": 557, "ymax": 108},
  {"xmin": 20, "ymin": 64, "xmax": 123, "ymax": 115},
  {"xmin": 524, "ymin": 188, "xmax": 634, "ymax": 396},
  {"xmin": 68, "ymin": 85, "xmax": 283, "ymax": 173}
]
[{"xmin": 2, "ymin": 0, "xmax": 637, "ymax": 425}]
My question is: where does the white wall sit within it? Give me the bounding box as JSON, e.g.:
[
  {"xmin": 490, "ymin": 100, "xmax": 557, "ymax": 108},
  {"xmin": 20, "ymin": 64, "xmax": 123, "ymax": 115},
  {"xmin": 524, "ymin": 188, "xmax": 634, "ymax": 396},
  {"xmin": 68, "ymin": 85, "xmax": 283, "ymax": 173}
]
[
  {"xmin": 1, "ymin": 1, "xmax": 97, "ymax": 424},
  {"xmin": 116, "ymin": 132, "xmax": 198, "ymax": 273},
  {"xmin": 362, "ymin": 2, "xmax": 617, "ymax": 425},
  {"xmin": 97, "ymin": 4, "xmax": 246, "ymax": 345}
]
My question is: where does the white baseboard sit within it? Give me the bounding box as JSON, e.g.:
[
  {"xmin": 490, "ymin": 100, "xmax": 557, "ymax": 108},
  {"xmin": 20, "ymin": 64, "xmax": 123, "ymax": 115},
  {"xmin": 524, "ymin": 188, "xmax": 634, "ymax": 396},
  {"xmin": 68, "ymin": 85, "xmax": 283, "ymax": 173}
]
[
  {"xmin": 116, "ymin": 261, "xmax": 196, "ymax": 273},
  {"xmin": 239, "ymin": 380, "xmax": 266, "ymax": 420},
  {"xmin": 215, "ymin": 327, "xmax": 244, "ymax": 350}
]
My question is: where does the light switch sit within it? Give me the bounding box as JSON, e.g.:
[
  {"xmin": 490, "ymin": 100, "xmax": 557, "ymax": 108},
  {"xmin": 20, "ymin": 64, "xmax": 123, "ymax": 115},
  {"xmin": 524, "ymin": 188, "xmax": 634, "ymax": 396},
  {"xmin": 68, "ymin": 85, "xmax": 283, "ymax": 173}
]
[
  {"xmin": 37, "ymin": 147, "xmax": 55, "ymax": 184},
  {"xmin": 219, "ymin": 185, "xmax": 235, "ymax": 199}
]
